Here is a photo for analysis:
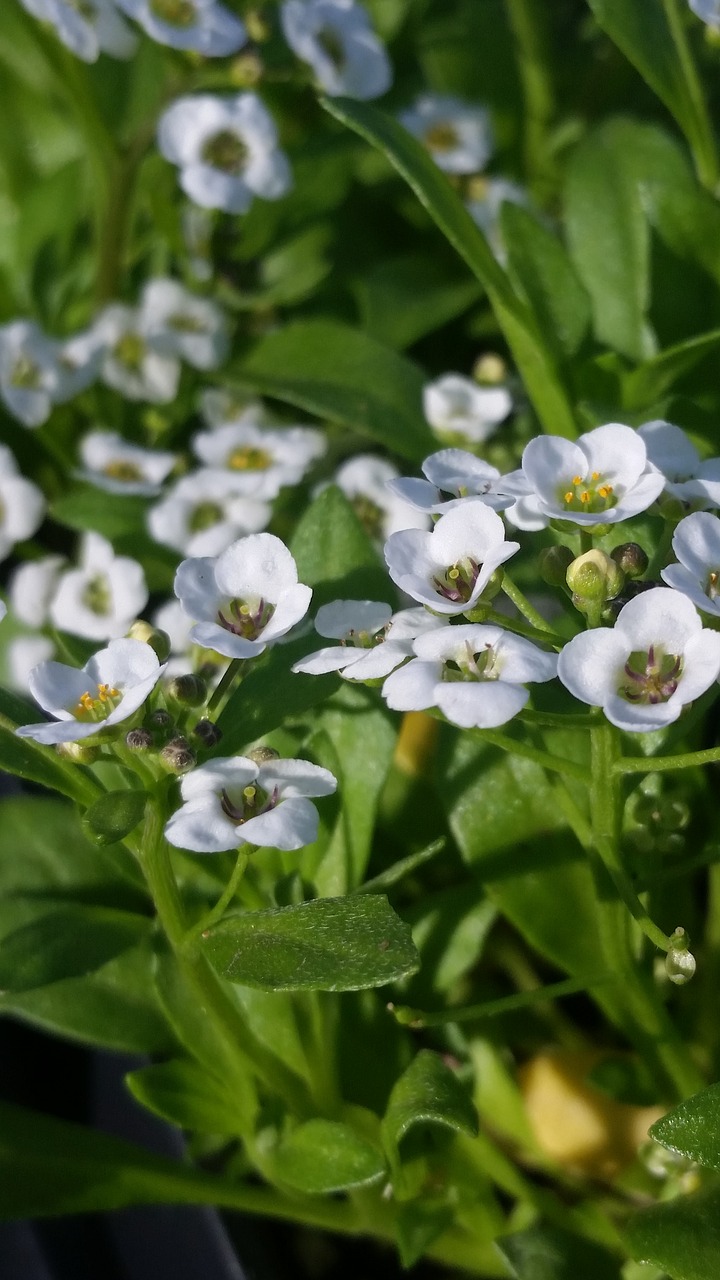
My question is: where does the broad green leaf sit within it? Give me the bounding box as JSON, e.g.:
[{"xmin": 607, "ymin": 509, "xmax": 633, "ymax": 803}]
[
  {"xmin": 625, "ymin": 1185, "xmax": 720, "ymax": 1280},
  {"xmin": 0, "ymin": 904, "xmax": 149, "ymax": 992},
  {"xmin": 587, "ymin": 0, "xmax": 718, "ymax": 190},
  {"xmin": 355, "ymin": 252, "xmax": 481, "ymax": 350},
  {"xmin": 202, "ymin": 895, "xmax": 420, "ymax": 991},
  {"xmin": 322, "ymin": 96, "xmax": 577, "ymax": 439},
  {"xmin": 381, "ymin": 1050, "xmax": 479, "ymax": 1162},
  {"xmin": 273, "ymin": 1119, "xmax": 385, "ymax": 1193},
  {"xmin": 224, "ymin": 319, "xmax": 435, "ymax": 462},
  {"xmin": 501, "ymin": 203, "xmax": 591, "ymax": 357},
  {"xmin": 407, "ymin": 886, "xmax": 496, "ymax": 996},
  {"xmin": 498, "ymin": 1224, "xmax": 621, "ymax": 1279},
  {"xmin": 649, "ymin": 1081, "xmax": 720, "ymax": 1169},
  {"xmin": 126, "ymin": 1059, "xmax": 249, "ymax": 1138},
  {"xmin": 216, "ymin": 637, "xmax": 340, "ymax": 757},
  {"xmin": 220, "ymin": 225, "xmax": 333, "ymax": 309},
  {"xmin": 0, "ymin": 719, "xmax": 100, "ymax": 803},
  {"xmin": 622, "ymin": 329, "xmax": 720, "ymax": 411},
  {"xmin": 50, "ymin": 485, "xmax": 149, "ymax": 538}
]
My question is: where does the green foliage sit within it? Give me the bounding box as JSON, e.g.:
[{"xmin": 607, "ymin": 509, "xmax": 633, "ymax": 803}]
[
  {"xmin": 498, "ymin": 1224, "xmax": 622, "ymax": 1279},
  {"xmin": 273, "ymin": 1119, "xmax": 386, "ymax": 1193},
  {"xmin": 381, "ymin": 1049, "xmax": 479, "ymax": 1164}
]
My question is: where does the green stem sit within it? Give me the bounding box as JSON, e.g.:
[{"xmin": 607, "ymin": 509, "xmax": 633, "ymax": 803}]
[
  {"xmin": 473, "ymin": 728, "xmax": 589, "ymax": 780},
  {"xmin": 520, "ymin": 709, "xmax": 593, "ymax": 729},
  {"xmin": 481, "ymin": 607, "xmax": 565, "ymax": 648},
  {"xmin": 579, "ymin": 529, "xmax": 593, "ymax": 555},
  {"xmin": 501, "ymin": 573, "xmax": 557, "ymax": 633},
  {"xmin": 617, "ymin": 746, "xmax": 720, "ymax": 773},
  {"xmin": 207, "ymin": 658, "xmax": 245, "ymax": 717},
  {"xmin": 354, "ymin": 837, "xmax": 446, "ymax": 895},
  {"xmin": 185, "ymin": 848, "xmax": 250, "ymax": 942},
  {"xmin": 391, "ymin": 975, "xmax": 611, "ymax": 1028}
]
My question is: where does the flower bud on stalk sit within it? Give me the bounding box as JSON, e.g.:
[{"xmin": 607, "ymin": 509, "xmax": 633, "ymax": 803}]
[
  {"xmin": 161, "ymin": 736, "xmax": 196, "ymax": 774},
  {"xmin": 167, "ymin": 674, "xmax": 207, "ymax": 707},
  {"xmin": 611, "ymin": 543, "xmax": 649, "ymax": 580},
  {"xmin": 567, "ymin": 549, "xmax": 624, "ymax": 602},
  {"xmin": 665, "ymin": 927, "xmax": 696, "ymax": 986},
  {"xmin": 127, "ymin": 621, "xmax": 172, "ymax": 664},
  {"xmin": 126, "ymin": 727, "xmax": 153, "ymax": 751},
  {"xmin": 56, "ymin": 740, "xmax": 101, "ymax": 764},
  {"xmin": 193, "ymin": 718, "xmax": 223, "ymax": 748}
]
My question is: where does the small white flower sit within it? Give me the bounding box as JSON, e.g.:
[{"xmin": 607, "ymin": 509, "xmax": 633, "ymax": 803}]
[
  {"xmin": 0, "ymin": 445, "xmax": 46, "ymax": 562},
  {"xmin": 333, "ymin": 454, "xmax": 429, "ymax": 541},
  {"xmin": 140, "ymin": 278, "xmax": 229, "ymax": 371},
  {"xmin": 661, "ymin": 511, "xmax": 720, "ymax": 617},
  {"xmin": 281, "ymin": 0, "xmax": 391, "ymax": 99},
  {"xmin": 689, "ymin": 0, "xmax": 720, "ymax": 27},
  {"xmin": 505, "ymin": 423, "xmax": 665, "ymax": 529},
  {"xmin": 79, "ymin": 430, "xmax": 177, "ymax": 496},
  {"xmin": 387, "ymin": 448, "xmax": 513, "ymax": 517},
  {"xmin": 165, "ymin": 755, "xmax": 337, "ymax": 853},
  {"xmin": 557, "ymin": 587, "xmax": 720, "ymax": 732},
  {"xmin": 292, "ymin": 601, "xmax": 437, "ymax": 679},
  {"xmin": 174, "ymin": 532, "xmax": 313, "ymax": 659},
  {"xmin": 10, "ymin": 555, "xmax": 65, "ymax": 628},
  {"xmin": 198, "ymin": 389, "xmax": 265, "ymax": 428},
  {"xmin": 193, "ymin": 420, "xmax": 325, "ymax": 499},
  {"xmin": 149, "ymin": 470, "xmax": 270, "ymax": 558},
  {"xmin": 466, "ymin": 178, "xmax": 527, "ymax": 262},
  {"xmin": 7, "ymin": 635, "xmax": 55, "ymax": 691},
  {"xmin": 423, "ymin": 374, "xmax": 512, "ymax": 444},
  {"xmin": 399, "ymin": 94, "xmax": 493, "ymax": 174},
  {"xmin": 158, "ymin": 93, "xmax": 292, "ymax": 215},
  {"xmin": 637, "ymin": 419, "xmax": 720, "ymax": 509},
  {"xmin": 384, "ymin": 500, "xmax": 519, "ymax": 615},
  {"xmin": 49, "ymin": 532, "xmax": 148, "ymax": 641},
  {"xmin": 19, "ymin": 0, "xmax": 137, "ymax": 62},
  {"xmin": 0, "ymin": 321, "xmax": 59, "ymax": 427},
  {"xmin": 16, "ymin": 638, "xmax": 164, "ymax": 745},
  {"xmin": 382, "ymin": 624, "xmax": 557, "ymax": 728},
  {"xmin": 115, "ymin": 0, "xmax": 246, "ymax": 55},
  {"xmin": 95, "ymin": 304, "xmax": 180, "ymax": 403},
  {"xmin": 53, "ymin": 325, "xmax": 106, "ymax": 403}
]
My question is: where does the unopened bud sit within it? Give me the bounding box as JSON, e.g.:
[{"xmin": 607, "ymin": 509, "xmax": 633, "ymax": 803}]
[
  {"xmin": 126, "ymin": 727, "xmax": 153, "ymax": 751},
  {"xmin": 665, "ymin": 927, "xmax": 696, "ymax": 986},
  {"xmin": 193, "ymin": 718, "xmax": 222, "ymax": 748},
  {"xmin": 567, "ymin": 549, "xmax": 624, "ymax": 602},
  {"xmin": 127, "ymin": 621, "xmax": 172, "ymax": 663},
  {"xmin": 167, "ymin": 674, "xmax": 206, "ymax": 707},
  {"xmin": 538, "ymin": 544, "xmax": 574, "ymax": 588},
  {"xmin": 611, "ymin": 542, "xmax": 649, "ymax": 580},
  {"xmin": 161, "ymin": 736, "xmax": 197, "ymax": 774},
  {"xmin": 56, "ymin": 740, "xmax": 101, "ymax": 764},
  {"xmin": 230, "ymin": 51, "xmax": 263, "ymax": 86},
  {"xmin": 82, "ymin": 789, "xmax": 148, "ymax": 846},
  {"xmin": 246, "ymin": 745, "xmax": 280, "ymax": 764},
  {"xmin": 244, "ymin": 7, "xmax": 270, "ymax": 40},
  {"xmin": 472, "ymin": 352, "xmax": 507, "ymax": 385},
  {"xmin": 145, "ymin": 709, "xmax": 174, "ymax": 735}
]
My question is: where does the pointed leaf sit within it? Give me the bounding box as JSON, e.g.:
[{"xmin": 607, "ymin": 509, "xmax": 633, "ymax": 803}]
[
  {"xmin": 274, "ymin": 1119, "xmax": 385, "ymax": 1193},
  {"xmin": 625, "ymin": 1185, "xmax": 720, "ymax": 1280},
  {"xmin": 649, "ymin": 1081, "xmax": 720, "ymax": 1169},
  {"xmin": 126, "ymin": 1059, "xmax": 249, "ymax": 1138},
  {"xmin": 501, "ymin": 203, "xmax": 591, "ymax": 357},
  {"xmin": 498, "ymin": 1224, "xmax": 622, "ymax": 1279},
  {"xmin": 0, "ymin": 904, "xmax": 150, "ymax": 992},
  {"xmin": 381, "ymin": 1050, "xmax": 479, "ymax": 1161}
]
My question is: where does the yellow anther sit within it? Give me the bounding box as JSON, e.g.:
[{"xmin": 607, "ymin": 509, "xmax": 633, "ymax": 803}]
[
  {"xmin": 591, "ymin": 471, "xmax": 600, "ymax": 480},
  {"xmin": 79, "ymin": 692, "xmax": 94, "ymax": 711},
  {"xmin": 564, "ymin": 491, "xmax": 574, "ymax": 504},
  {"xmin": 597, "ymin": 485, "xmax": 613, "ymax": 499},
  {"xmin": 580, "ymin": 491, "xmax": 590, "ymax": 504},
  {"xmin": 711, "ymin": 572, "xmax": 718, "ymax": 586},
  {"xmin": 572, "ymin": 475, "xmax": 583, "ymax": 486}
]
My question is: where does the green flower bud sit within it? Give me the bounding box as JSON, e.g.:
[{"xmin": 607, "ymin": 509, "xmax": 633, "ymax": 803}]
[
  {"xmin": 230, "ymin": 51, "xmax": 263, "ymax": 86},
  {"xmin": 566, "ymin": 549, "xmax": 624, "ymax": 602},
  {"xmin": 472, "ymin": 352, "xmax": 507, "ymax": 385},
  {"xmin": 610, "ymin": 542, "xmax": 649, "ymax": 580},
  {"xmin": 538, "ymin": 545, "xmax": 574, "ymax": 588},
  {"xmin": 126, "ymin": 727, "xmax": 153, "ymax": 751},
  {"xmin": 161, "ymin": 736, "xmax": 196, "ymax": 774},
  {"xmin": 193, "ymin": 718, "xmax": 222, "ymax": 748},
  {"xmin": 145, "ymin": 709, "xmax": 174, "ymax": 739},
  {"xmin": 246, "ymin": 745, "xmax": 280, "ymax": 764},
  {"xmin": 56, "ymin": 740, "xmax": 101, "ymax": 764},
  {"xmin": 81, "ymin": 789, "xmax": 148, "ymax": 846},
  {"xmin": 665, "ymin": 927, "xmax": 696, "ymax": 986},
  {"xmin": 127, "ymin": 621, "xmax": 172, "ymax": 664},
  {"xmin": 167, "ymin": 674, "xmax": 207, "ymax": 707}
]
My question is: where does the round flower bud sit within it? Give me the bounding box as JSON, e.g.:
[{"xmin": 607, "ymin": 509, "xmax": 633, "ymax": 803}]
[
  {"xmin": 161, "ymin": 736, "xmax": 197, "ymax": 774},
  {"xmin": 193, "ymin": 718, "xmax": 223, "ymax": 748},
  {"xmin": 611, "ymin": 543, "xmax": 649, "ymax": 580},
  {"xmin": 244, "ymin": 8, "xmax": 270, "ymax": 40},
  {"xmin": 127, "ymin": 621, "xmax": 172, "ymax": 664},
  {"xmin": 167, "ymin": 674, "xmax": 207, "ymax": 707},
  {"xmin": 231, "ymin": 51, "xmax": 263, "ymax": 86},
  {"xmin": 566, "ymin": 549, "xmax": 624, "ymax": 602},
  {"xmin": 56, "ymin": 740, "xmax": 101, "ymax": 764},
  {"xmin": 538, "ymin": 545, "xmax": 574, "ymax": 588},
  {"xmin": 246, "ymin": 745, "xmax": 280, "ymax": 764},
  {"xmin": 126, "ymin": 727, "xmax": 153, "ymax": 751},
  {"xmin": 472, "ymin": 353, "xmax": 507, "ymax": 385},
  {"xmin": 145, "ymin": 709, "xmax": 174, "ymax": 734},
  {"xmin": 665, "ymin": 927, "xmax": 696, "ymax": 986}
]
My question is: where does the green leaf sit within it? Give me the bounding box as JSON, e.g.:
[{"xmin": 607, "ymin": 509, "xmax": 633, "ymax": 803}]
[
  {"xmin": 202, "ymin": 895, "xmax": 420, "ymax": 991},
  {"xmin": 216, "ymin": 637, "xmax": 340, "ymax": 757},
  {"xmin": 395, "ymin": 1199, "xmax": 455, "ymax": 1270},
  {"xmin": 354, "ymin": 252, "xmax": 481, "ymax": 350},
  {"xmin": 587, "ymin": 0, "xmax": 718, "ymax": 190},
  {"xmin": 224, "ymin": 319, "xmax": 435, "ymax": 462},
  {"xmin": 126, "ymin": 1059, "xmax": 249, "ymax": 1138},
  {"xmin": 0, "ymin": 718, "xmax": 100, "ymax": 803},
  {"xmin": 0, "ymin": 904, "xmax": 149, "ymax": 992},
  {"xmin": 625, "ymin": 1185, "xmax": 720, "ymax": 1280},
  {"xmin": 649, "ymin": 1081, "xmax": 720, "ymax": 1169},
  {"xmin": 501, "ymin": 203, "xmax": 591, "ymax": 357},
  {"xmin": 322, "ymin": 95, "xmax": 577, "ymax": 439},
  {"xmin": 81, "ymin": 788, "xmax": 147, "ymax": 846},
  {"xmin": 273, "ymin": 1119, "xmax": 385, "ymax": 1193},
  {"xmin": 622, "ymin": 329, "xmax": 720, "ymax": 411},
  {"xmin": 50, "ymin": 485, "xmax": 149, "ymax": 538},
  {"xmin": 381, "ymin": 1050, "xmax": 479, "ymax": 1162},
  {"xmin": 498, "ymin": 1224, "xmax": 622, "ymax": 1279}
]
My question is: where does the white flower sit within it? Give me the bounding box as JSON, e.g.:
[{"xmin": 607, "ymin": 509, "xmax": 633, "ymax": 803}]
[
  {"xmin": 158, "ymin": 93, "xmax": 292, "ymax": 215},
  {"xmin": 399, "ymin": 94, "xmax": 493, "ymax": 174},
  {"xmin": 423, "ymin": 374, "xmax": 512, "ymax": 444},
  {"xmin": 174, "ymin": 532, "xmax": 312, "ymax": 659},
  {"xmin": 198, "ymin": 390, "xmax": 265, "ymax": 428},
  {"xmin": 0, "ymin": 600, "xmax": 6, "ymax": 625},
  {"xmin": 387, "ymin": 448, "xmax": 513, "ymax": 517},
  {"xmin": 292, "ymin": 601, "xmax": 437, "ymax": 679},
  {"xmin": 79, "ymin": 431, "xmax": 177, "ymax": 496},
  {"xmin": 661, "ymin": 511, "xmax": 720, "ymax": 617},
  {"xmin": 7, "ymin": 636, "xmax": 55, "ymax": 691},
  {"xmin": 557, "ymin": 587, "xmax": 720, "ymax": 732},
  {"xmin": 193, "ymin": 420, "xmax": 325, "ymax": 498},
  {"xmin": 165, "ymin": 755, "xmax": 337, "ymax": 853},
  {"xmin": 333, "ymin": 454, "xmax": 429, "ymax": 541},
  {"xmin": 53, "ymin": 325, "xmax": 106, "ymax": 402},
  {"xmin": 689, "ymin": 0, "xmax": 720, "ymax": 27},
  {"xmin": 115, "ymin": 0, "xmax": 246, "ymax": 54},
  {"xmin": 637, "ymin": 419, "xmax": 720, "ymax": 508},
  {"xmin": 10, "ymin": 555, "xmax": 65, "ymax": 628},
  {"xmin": 95, "ymin": 304, "xmax": 180, "ymax": 403},
  {"xmin": 384, "ymin": 500, "xmax": 519, "ymax": 615},
  {"xmin": 0, "ymin": 445, "xmax": 46, "ymax": 562},
  {"xmin": 49, "ymin": 532, "xmax": 148, "ymax": 641},
  {"xmin": 16, "ymin": 638, "xmax": 164, "ymax": 745},
  {"xmin": 140, "ymin": 278, "xmax": 229, "ymax": 371},
  {"xmin": 505, "ymin": 423, "xmax": 665, "ymax": 529},
  {"xmin": 148, "ymin": 470, "xmax": 271, "ymax": 558},
  {"xmin": 466, "ymin": 178, "xmax": 527, "ymax": 262},
  {"xmin": 281, "ymin": 0, "xmax": 391, "ymax": 99},
  {"xmin": 19, "ymin": 0, "xmax": 137, "ymax": 62},
  {"xmin": 0, "ymin": 321, "xmax": 59, "ymax": 427},
  {"xmin": 382, "ymin": 624, "xmax": 557, "ymax": 728}
]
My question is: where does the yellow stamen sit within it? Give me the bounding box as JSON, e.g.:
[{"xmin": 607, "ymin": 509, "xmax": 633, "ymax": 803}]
[
  {"xmin": 564, "ymin": 491, "xmax": 574, "ymax": 504},
  {"xmin": 79, "ymin": 692, "xmax": 95, "ymax": 712},
  {"xmin": 580, "ymin": 491, "xmax": 590, "ymax": 504},
  {"xmin": 591, "ymin": 471, "xmax": 600, "ymax": 480},
  {"xmin": 597, "ymin": 485, "xmax": 613, "ymax": 498},
  {"xmin": 572, "ymin": 475, "xmax": 583, "ymax": 486}
]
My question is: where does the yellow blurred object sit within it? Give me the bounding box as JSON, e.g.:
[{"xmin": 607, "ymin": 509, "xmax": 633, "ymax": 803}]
[
  {"xmin": 393, "ymin": 711, "xmax": 439, "ymax": 777},
  {"xmin": 519, "ymin": 1050, "xmax": 664, "ymax": 1179}
]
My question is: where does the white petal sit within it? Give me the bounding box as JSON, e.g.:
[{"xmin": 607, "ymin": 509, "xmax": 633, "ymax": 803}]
[
  {"xmin": 614, "ymin": 587, "xmax": 702, "ymax": 652},
  {"xmin": 436, "ymin": 681, "xmax": 528, "ymax": 728},
  {"xmin": 557, "ymin": 630, "xmax": 627, "ymax": 707},
  {"xmin": 382, "ymin": 659, "xmax": 441, "ymax": 711}
]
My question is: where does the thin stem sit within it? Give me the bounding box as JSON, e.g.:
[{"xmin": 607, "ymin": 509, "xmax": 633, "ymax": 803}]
[
  {"xmin": 617, "ymin": 746, "xmax": 720, "ymax": 774},
  {"xmin": 521, "ymin": 708, "xmax": 593, "ymax": 729},
  {"xmin": 473, "ymin": 728, "xmax": 589, "ymax": 780},
  {"xmin": 391, "ymin": 975, "xmax": 611, "ymax": 1028},
  {"xmin": 500, "ymin": 573, "xmax": 557, "ymax": 633},
  {"xmin": 481, "ymin": 607, "xmax": 565, "ymax": 648},
  {"xmin": 207, "ymin": 658, "xmax": 245, "ymax": 717},
  {"xmin": 579, "ymin": 529, "xmax": 593, "ymax": 555},
  {"xmin": 186, "ymin": 848, "xmax": 250, "ymax": 942}
]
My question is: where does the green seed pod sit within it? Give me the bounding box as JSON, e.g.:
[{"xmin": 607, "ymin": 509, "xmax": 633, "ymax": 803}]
[{"xmin": 82, "ymin": 790, "xmax": 148, "ymax": 847}]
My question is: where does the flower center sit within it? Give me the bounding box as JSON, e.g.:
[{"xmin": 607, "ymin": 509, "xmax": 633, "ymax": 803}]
[
  {"xmin": 620, "ymin": 645, "xmax": 683, "ymax": 705},
  {"xmin": 433, "ymin": 557, "xmax": 480, "ymax": 604},
  {"xmin": 190, "ymin": 501, "xmax": 224, "ymax": 532},
  {"xmin": 443, "ymin": 641, "xmax": 498, "ymax": 683},
  {"xmin": 226, "ymin": 445, "xmax": 272, "ymax": 472},
  {"xmin": 103, "ymin": 459, "xmax": 144, "ymax": 482},
  {"xmin": 220, "ymin": 781, "xmax": 279, "ymax": 824},
  {"xmin": 706, "ymin": 569, "xmax": 720, "ymax": 601},
  {"xmin": 217, "ymin": 596, "xmax": 275, "ymax": 641},
  {"xmin": 10, "ymin": 355, "xmax": 41, "ymax": 389},
  {"xmin": 168, "ymin": 310, "xmax": 206, "ymax": 333},
  {"xmin": 201, "ymin": 130, "xmax": 248, "ymax": 175},
  {"xmin": 73, "ymin": 683, "xmax": 121, "ymax": 721},
  {"xmin": 149, "ymin": 0, "xmax": 197, "ymax": 26},
  {"xmin": 114, "ymin": 333, "xmax": 146, "ymax": 371},
  {"xmin": 424, "ymin": 122, "xmax": 460, "ymax": 153},
  {"xmin": 560, "ymin": 471, "xmax": 616, "ymax": 515},
  {"xmin": 82, "ymin": 573, "xmax": 112, "ymax": 616},
  {"xmin": 316, "ymin": 26, "xmax": 346, "ymax": 69},
  {"xmin": 351, "ymin": 494, "xmax": 385, "ymax": 542}
]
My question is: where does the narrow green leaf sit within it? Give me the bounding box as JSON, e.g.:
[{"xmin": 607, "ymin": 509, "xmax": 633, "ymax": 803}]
[
  {"xmin": 274, "ymin": 1119, "xmax": 385, "ymax": 1193},
  {"xmin": 224, "ymin": 319, "xmax": 435, "ymax": 462},
  {"xmin": 649, "ymin": 1081, "xmax": 720, "ymax": 1169},
  {"xmin": 501, "ymin": 203, "xmax": 591, "ymax": 357},
  {"xmin": 625, "ymin": 1185, "xmax": 720, "ymax": 1280},
  {"xmin": 0, "ymin": 904, "xmax": 149, "ymax": 992},
  {"xmin": 622, "ymin": 329, "xmax": 720, "ymax": 411},
  {"xmin": 498, "ymin": 1224, "xmax": 622, "ymax": 1279},
  {"xmin": 126, "ymin": 1059, "xmax": 249, "ymax": 1138},
  {"xmin": 381, "ymin": 1049, "xmax": 479, "ymax": 1161},
  {"xmin": 202, "ymin": 895, "xmax": 420, "ymax": 991},
  {"xmin": 0, "ymin": 718, "xmax": 100, "ymax": 803},
  {"xmin": 321, "ymin": 95, "xmax": 577, "ymax": 439}
]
